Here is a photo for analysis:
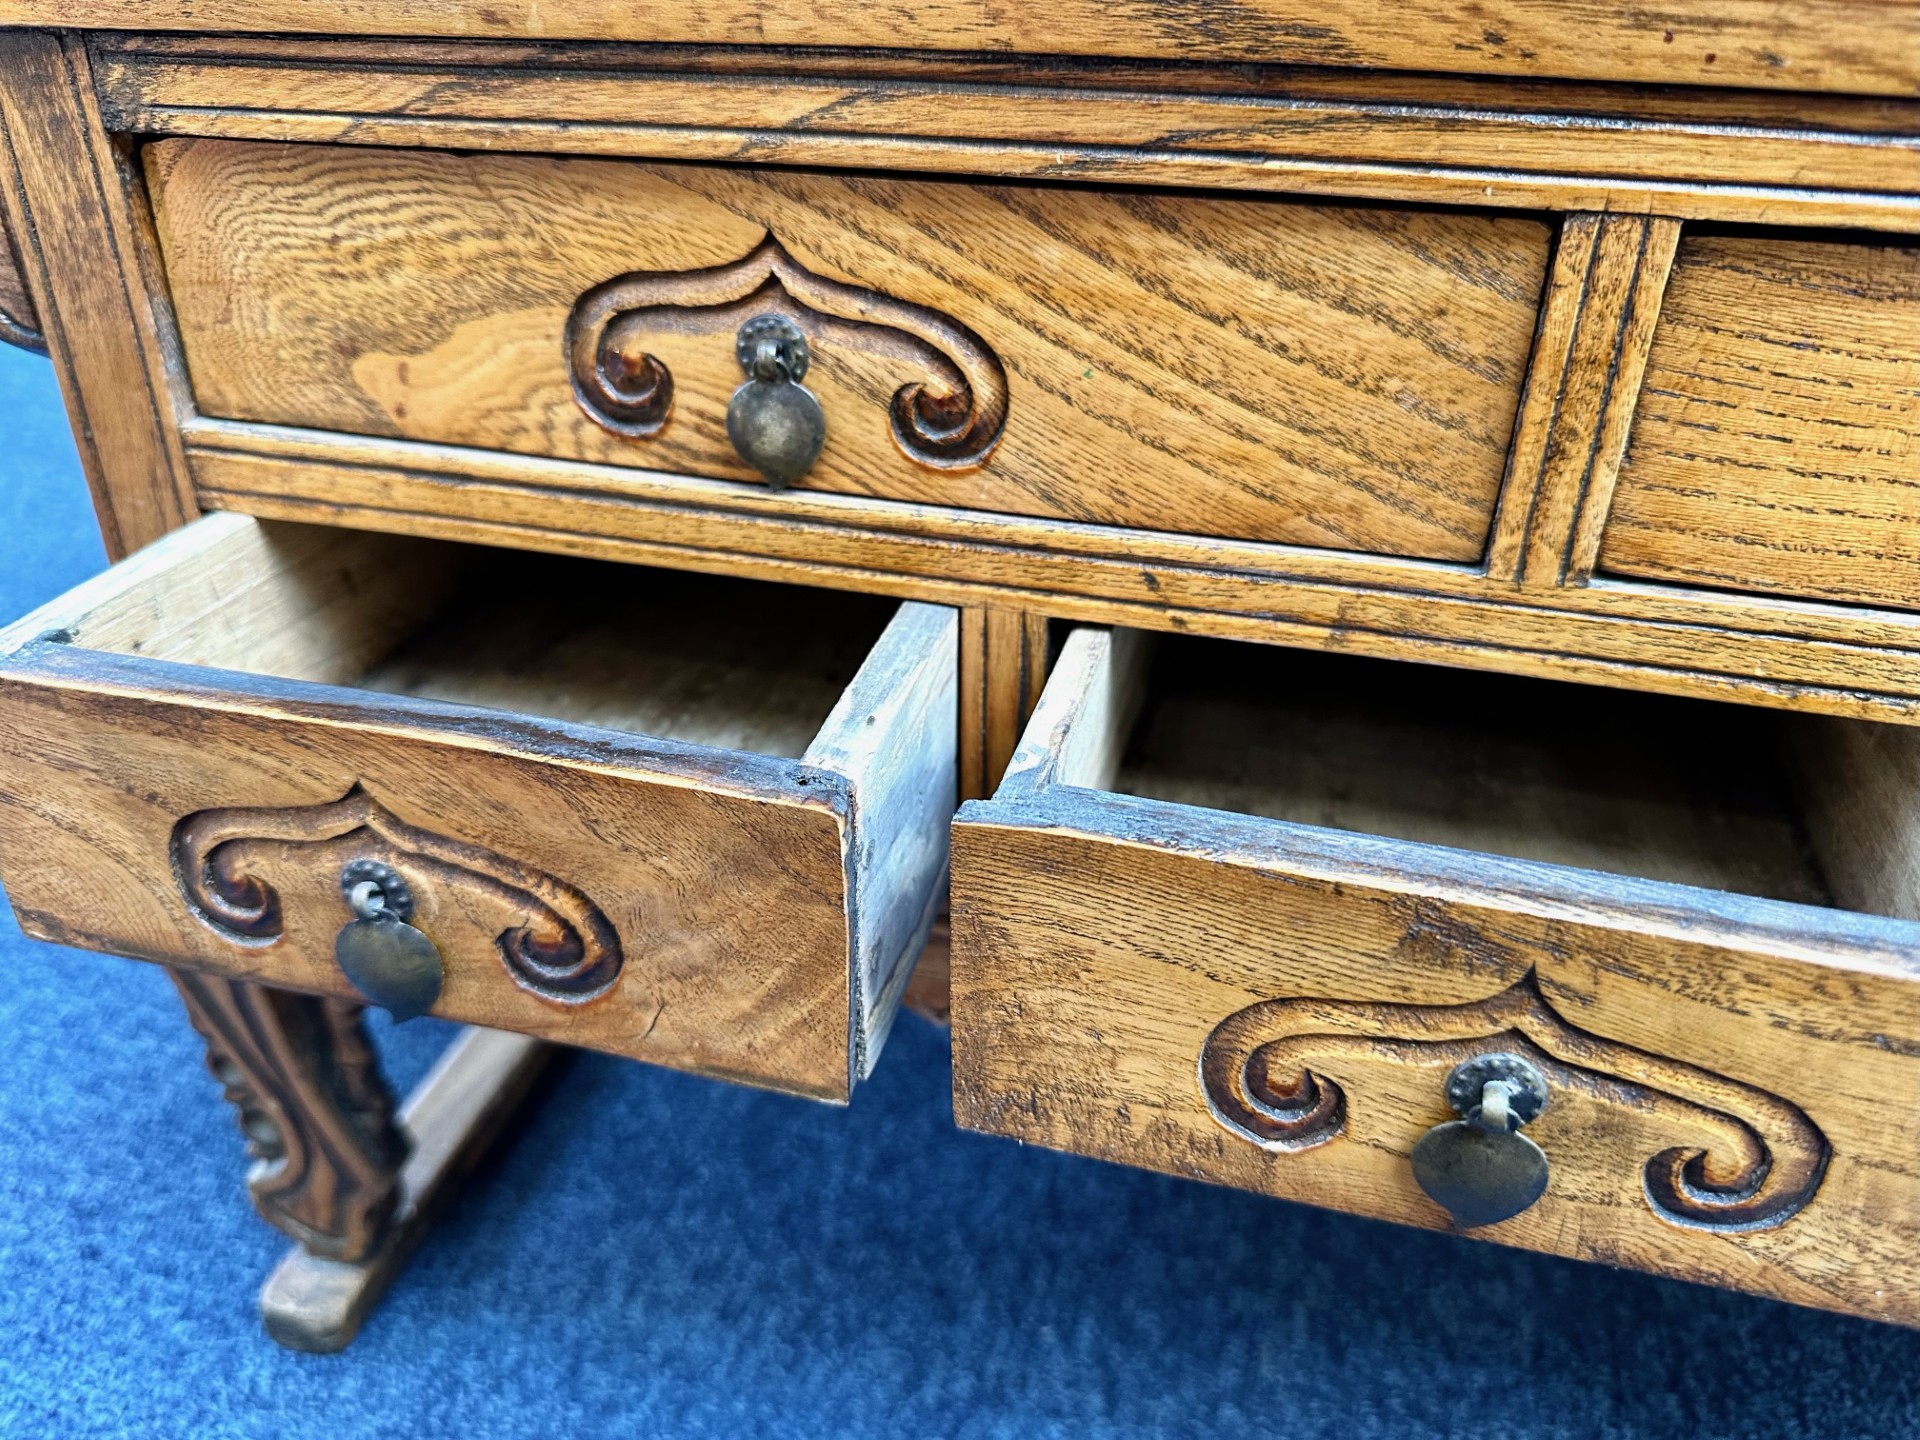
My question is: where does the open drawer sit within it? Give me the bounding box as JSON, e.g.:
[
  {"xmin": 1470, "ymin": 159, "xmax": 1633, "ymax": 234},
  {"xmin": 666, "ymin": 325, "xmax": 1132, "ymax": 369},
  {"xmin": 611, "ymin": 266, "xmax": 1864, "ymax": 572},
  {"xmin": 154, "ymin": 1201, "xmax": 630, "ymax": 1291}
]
[
  {"xmin": 0, "ymin": 515, "xmax": 956, "ymax": 1100},
  {"xmin": 951, "ymin": 629, "xmax": 1920, "ymax": 1322}
]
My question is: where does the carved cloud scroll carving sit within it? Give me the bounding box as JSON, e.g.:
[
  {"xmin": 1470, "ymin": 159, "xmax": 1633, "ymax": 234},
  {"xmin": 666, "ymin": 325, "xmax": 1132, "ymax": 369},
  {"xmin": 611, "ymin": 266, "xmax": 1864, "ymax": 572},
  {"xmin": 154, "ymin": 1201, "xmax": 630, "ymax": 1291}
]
[
  {"xmin": 567, "ymin": 235, "xmax": 1009, "ymax": 471},
  {"xmin": 172, "ymin": 783, "xmax": 624, "ymax": 1005},
  {"xmin": 1199, "ymin": 970, "xmax": 1830, "ymax": 1234}
]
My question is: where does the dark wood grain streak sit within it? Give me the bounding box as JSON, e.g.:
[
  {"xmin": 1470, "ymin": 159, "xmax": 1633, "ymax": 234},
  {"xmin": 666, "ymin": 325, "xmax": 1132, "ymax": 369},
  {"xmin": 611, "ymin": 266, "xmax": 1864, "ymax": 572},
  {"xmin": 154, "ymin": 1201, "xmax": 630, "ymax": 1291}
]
[
  {"xmin": 92, "ymin": 40, "xmax": 1920, "ymax": 231},
  {"xmin": 173, "ymin": 970, "xmax": 409, "ymax": 1263},
  {"xmin": 1602, "ymin": 235, "xmax": 1920, "ymax": 609},
  {"xmin": 181, "ymin": 421, "xmax": 1920, "ymax": 722},
  {"xmin": 15, "ymin": 0, "xmax": 1920, "ymax": 96},
  {"xmin": 1488, "ymin": 213, "xmax": 1682, "ymax": 588},
  {"xmin": 147, "ymin": 139, "xmax": 1549, "ymax": 561}
]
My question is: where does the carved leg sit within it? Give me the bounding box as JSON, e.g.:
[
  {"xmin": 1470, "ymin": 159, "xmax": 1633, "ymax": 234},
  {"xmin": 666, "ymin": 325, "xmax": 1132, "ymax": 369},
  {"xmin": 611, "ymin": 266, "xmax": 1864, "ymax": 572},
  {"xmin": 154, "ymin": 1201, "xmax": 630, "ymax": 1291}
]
[
  {"xmin": 173, "ymin": 972, "xmax": 408, "ymax": 1262},
  {"xmin": 173, "ymin": 973, "xmax": 553, "ymax": 1351}
]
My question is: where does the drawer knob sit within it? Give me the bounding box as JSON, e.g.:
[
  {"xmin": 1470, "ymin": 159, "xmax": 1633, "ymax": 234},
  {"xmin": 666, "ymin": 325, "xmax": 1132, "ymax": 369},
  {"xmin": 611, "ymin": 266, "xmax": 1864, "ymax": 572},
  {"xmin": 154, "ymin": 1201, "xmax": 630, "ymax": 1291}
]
[
  {"xmin": 1409, "ymin": 1053, "xmax": 1550, "ymax": 1229},
  {"xmin": 333, "ymin": 859, "xmax": 443, "ymax": 1023},
  {"xmin": 727, "ymin": 314, "xmax": 826, "ymax": 489}
]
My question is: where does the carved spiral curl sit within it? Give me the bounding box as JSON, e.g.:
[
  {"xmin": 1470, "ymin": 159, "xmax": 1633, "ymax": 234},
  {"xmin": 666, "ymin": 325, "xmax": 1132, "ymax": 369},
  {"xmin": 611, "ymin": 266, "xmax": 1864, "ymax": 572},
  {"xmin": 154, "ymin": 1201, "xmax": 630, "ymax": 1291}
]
[{"xmin": 582, "ymin": 340, "xmax": 674, "ymax": 438}]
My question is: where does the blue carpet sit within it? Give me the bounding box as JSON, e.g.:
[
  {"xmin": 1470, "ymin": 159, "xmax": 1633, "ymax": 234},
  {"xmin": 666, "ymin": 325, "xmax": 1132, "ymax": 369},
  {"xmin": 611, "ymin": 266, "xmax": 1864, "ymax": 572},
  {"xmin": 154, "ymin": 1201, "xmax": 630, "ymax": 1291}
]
[{"xmin": 0, "ymin": 342, "xmax": 1916, "ymax": 1439}]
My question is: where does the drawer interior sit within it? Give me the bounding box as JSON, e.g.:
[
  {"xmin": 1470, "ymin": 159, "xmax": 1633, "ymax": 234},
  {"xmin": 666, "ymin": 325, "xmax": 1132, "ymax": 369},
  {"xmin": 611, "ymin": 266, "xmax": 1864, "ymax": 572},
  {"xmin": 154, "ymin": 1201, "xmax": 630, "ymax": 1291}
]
[
  {"xmin": 50, "ymin": 518, "xmax": 897, "ymax": 754},
  {"xmin": 1093, "ymin": 633, "xmax": 1916, "ymax": 921}
]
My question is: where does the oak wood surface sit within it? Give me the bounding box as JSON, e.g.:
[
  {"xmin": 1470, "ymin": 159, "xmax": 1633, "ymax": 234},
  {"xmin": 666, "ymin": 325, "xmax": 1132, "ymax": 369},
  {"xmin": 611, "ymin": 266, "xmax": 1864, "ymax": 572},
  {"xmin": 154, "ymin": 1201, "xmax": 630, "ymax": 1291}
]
[
  {"xmin": 0, "ymin": 515, "xmax": 951, "ymax": 1100},
  {"xmin": 92, "ymin": 38, "xmax": 1920, "ymax": 233},
  {"xmin": 144, "ymin": 137, "xmax": 1549, "ymax": 562},
  {"xmin": 0, "ymin": 199, "xmax": 38, "ymax": 349},
  {"xmin": 258, "ymin": 1026, "xmax": 552, "ymax": 1353},
  {"xmin": 0, "ymin": 30, "xmax": 196, "ymax": 556},
  {"xmin": 1600, "ymin": 234, "xmax": 1920, "ymax": 609},
  {"xmin": 951, "ymin": 627, "xmax": 1920, "ymax": 1323},
  {"xmin": 8, "ymin": 0, "xmax": 1919, "ymax": 96},
  {"xmin": 958, "ymin": 608, "xmax": 1050, "ymax": 802},
  {"xmin": 1486, "ymin": 214, "xmax": 1682, "ymax": 588},
  {"xmin": 174, "ymin": 971, "xmax": 409, "ymax": 1264},
  {"xmin": 183, "ymin": 421, "xmax": 1920, "ymax": 723}
]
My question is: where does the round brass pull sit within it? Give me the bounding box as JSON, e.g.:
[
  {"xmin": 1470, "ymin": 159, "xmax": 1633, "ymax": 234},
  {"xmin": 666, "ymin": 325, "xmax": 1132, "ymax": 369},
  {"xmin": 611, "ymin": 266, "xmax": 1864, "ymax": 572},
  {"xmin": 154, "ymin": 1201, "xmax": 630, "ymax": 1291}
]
[
  {"xmin": 1409, "ymin": 1053, "xmax": 1550, "ymax": 1228},
  {"xmin": 333, "ymin": 859, "xmax": 443, "ymax": 1023},
  {"xmin": 726, "ymin": 314, "xmax": 826, "ymax": 489}
]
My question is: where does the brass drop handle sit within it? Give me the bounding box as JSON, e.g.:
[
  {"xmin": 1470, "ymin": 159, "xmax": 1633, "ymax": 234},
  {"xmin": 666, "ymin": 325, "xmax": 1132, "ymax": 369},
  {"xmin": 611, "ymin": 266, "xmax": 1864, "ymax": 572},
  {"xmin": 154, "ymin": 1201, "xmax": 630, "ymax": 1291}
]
[
  {"xmin": 333, "ymin": 859, "xmax": 443, "ymax": 1023},
  {"xmin": 1409, "ymin": 1053, "xmax": 1551, "ymax": 1228},
  {"xmin": 726, "ymin": 314, "xmax": 826, "ymax": 489}
]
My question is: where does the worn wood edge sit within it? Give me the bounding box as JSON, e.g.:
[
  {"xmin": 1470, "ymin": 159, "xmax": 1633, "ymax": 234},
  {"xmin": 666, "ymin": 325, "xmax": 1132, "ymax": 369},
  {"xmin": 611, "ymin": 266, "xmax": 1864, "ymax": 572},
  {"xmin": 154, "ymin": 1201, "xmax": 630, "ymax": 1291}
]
[
  {"xmin": 196, "ymin": 486, "xmax": 1920, "ymax": 724},
  {"xmin": 953, "ymin": 787, "xmax": 1920, "ymax": 980},
  {"xmin": 259, "ymin": 1026, "xmax": 552, "ymax": 1353},
  {"xmin": 177, "ymin": 438, "xmax": 1920, "ymax": 721},
  {"xmin": 19, "ymin": 0, "xmax": 1920, "ymax": 97},
  {"xmin": 92, "ymin": 50, "xmax": 1920, "ymax": 199},
  {"xmin": 0, "ymin": 30, "xmax": 196, "ymax": 557},
  {"xmin": 804, "ymin": 600, "xmax": 959, "ymax": 1082},
  {"xmin": 179, "ymin": 421, "xmax": 1920, "ymax": 653},
  {"xmin": 997, "ymin": 627, "xmax": 1150, "ymax": 799},
  {"xmin": 0, "ymin": 509, "xmax": 254, "ymax": 655},
  {"xmin": 4, "ymin": 634, "xmax": 849, "ymax": 813},
  {"xmin": 99, "ymin": 106, "xmax": 1920, "ymax": 233}
]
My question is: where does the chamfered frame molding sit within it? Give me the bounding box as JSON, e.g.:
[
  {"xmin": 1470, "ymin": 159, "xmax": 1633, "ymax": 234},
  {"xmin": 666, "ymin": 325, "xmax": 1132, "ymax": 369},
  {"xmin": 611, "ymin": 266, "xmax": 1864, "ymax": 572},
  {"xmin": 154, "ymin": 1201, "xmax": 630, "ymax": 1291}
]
[
  {"xmin": 87, "ymin": 34, "xmax": 1920, "ymax": 234},
  {"xmin": 7, "ymin": 0, "xmax": 1920, "ymax": 97}
]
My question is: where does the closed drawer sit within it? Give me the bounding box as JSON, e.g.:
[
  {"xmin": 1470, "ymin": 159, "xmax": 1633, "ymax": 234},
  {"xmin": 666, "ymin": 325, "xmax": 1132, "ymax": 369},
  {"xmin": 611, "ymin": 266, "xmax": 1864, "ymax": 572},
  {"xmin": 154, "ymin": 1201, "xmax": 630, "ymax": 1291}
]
[
  {"xmin": 143, "ymin": 138, "xmax": 1553, "ymax": 562},
  {"xmin": 951, "ymin": 629, "xmax": 1920, "ymax": 1322},
  {"xmin": 0, "ymin": 515, "xmax": 956, "ymax": 1100},
  {"xmin": 1601, "ymin": 233, "xmax": 1920, "ymax": 609}
]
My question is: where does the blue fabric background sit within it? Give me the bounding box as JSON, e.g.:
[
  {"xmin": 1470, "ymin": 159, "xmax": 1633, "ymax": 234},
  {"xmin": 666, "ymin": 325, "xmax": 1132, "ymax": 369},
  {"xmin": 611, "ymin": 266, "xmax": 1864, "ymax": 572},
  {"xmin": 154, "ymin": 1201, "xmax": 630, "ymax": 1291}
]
[{"xmin": 0, "ymin": 343, "xmax": 1915, "ymax": 1439}]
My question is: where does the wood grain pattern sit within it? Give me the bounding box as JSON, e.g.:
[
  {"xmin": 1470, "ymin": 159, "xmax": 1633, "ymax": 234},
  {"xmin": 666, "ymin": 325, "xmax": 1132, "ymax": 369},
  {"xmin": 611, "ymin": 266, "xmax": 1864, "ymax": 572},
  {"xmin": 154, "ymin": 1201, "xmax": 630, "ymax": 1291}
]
[
  {"xmin": 173, "ymin": 971, "xmax": 408, "ymax": 1263},
  {"xmin": 0, "ymin": 514, "xmax": 953, "ymax": 1100},
  {"xmin": 258, "ymin": 1026, "xmax": 552, "ymax": 1353},
  {"xmin": 0, "ymin": 30, "xmax": 195, "ymax": 556},
  {"xmin": 951, "ymin": 628, "xmax": 1920, "ymax": 1323},
  {"xmin": 183, "ymin": 422, "xmax": 1920, "ymax": 722},
  {"xmin": 1600, "ymin": 235, "xmax": 1920, "ymax": 609},
  {"xmin": 12, "ymin": 0, "xmax": 1920, "ymax": 95},
  {"xmin": 802, "ymin": 600, "xmax": 958, "ymax": 1079},
  {"xmin": 92, "ymin": 39, "xmax": 1920, "ymax": 232},
  {"xmin": 958, "ymin": 608, "xmax": 1050, "ymax": 803},
  {"xmin": 1488, "ymin": 213, "xmax": 1682, "ymax": 587},
  {"xmin": 0, "ymin": 199, "xmax": 40, "ymax": 351},
  {"xmin": 144, "ymin": 138, "xmax": 1550, "ymax": 562}
]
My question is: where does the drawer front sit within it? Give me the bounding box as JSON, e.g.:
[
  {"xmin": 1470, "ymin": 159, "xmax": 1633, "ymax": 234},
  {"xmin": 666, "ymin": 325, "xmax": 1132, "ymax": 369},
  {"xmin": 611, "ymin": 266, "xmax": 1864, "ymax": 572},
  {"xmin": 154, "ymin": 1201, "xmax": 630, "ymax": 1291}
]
[
  {"xmin": 1600, "ymin": 235, "xmax": 1920, "ymax": 609},
  {"xmin": 144, "ymin": 138, "xmax": 1552, "ymax": 562},
  {"xmin": 0, "ymin": 516, "xmax": 957, "ymax": 1100},
  {"xmin": 950, "ymin": 630, "xmax": 1920, "ymax": 1323}
]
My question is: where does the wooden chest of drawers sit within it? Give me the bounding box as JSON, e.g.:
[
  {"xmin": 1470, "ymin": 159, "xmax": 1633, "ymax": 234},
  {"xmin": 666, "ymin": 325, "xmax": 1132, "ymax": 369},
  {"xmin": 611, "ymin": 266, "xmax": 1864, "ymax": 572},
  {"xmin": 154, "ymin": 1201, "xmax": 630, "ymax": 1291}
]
[{"xmin": 0, "ymin": 1, "xmax": 1913, "ymax": 1349}]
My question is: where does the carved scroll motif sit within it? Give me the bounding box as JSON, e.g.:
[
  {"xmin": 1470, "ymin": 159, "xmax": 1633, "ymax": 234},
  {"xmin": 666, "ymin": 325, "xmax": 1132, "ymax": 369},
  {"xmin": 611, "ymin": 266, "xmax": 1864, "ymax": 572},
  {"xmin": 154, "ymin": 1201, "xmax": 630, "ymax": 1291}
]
[
  {"xmin": 172, "ymin": 784, "xmax": 624, "ymax": 1005},
  {"xmin": 567, "ymin": 235, "xmax": 1009, "ymax": 470},
  {"xmin": 1199, "ymin": 971, "xmax": 1830, "ymax": 1234},
  {"xmin": 173, "ymin": 971, "xmax": 407, "ymax": 1262}
]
